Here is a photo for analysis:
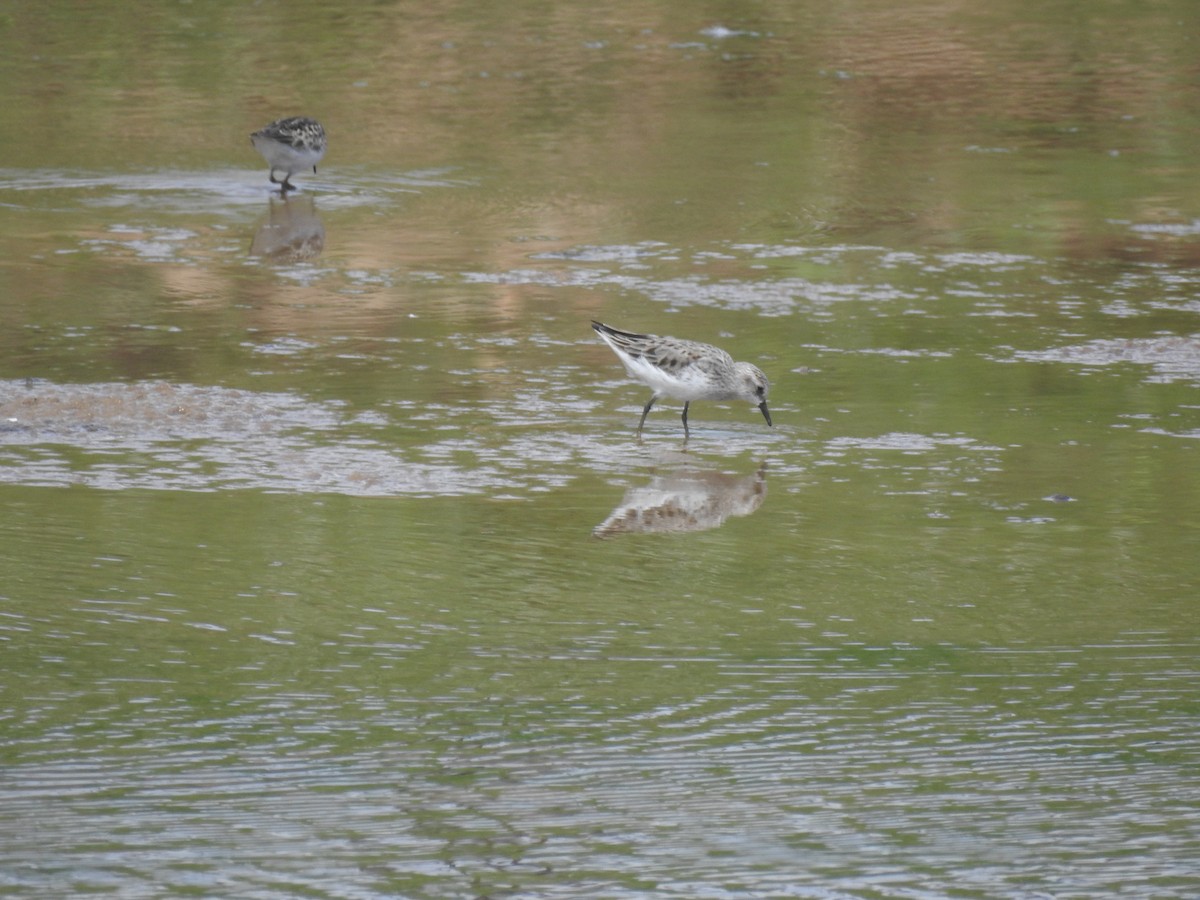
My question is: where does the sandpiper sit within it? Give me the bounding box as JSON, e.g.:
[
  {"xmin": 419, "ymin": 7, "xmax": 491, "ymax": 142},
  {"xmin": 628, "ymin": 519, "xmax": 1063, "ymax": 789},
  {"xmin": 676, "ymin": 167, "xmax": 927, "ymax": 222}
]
[
  {"xmin": 591, "ymin": 320, "xmax": 772, "ymax": 438},
  {"xmin": 250, "ymin": 117, "xmax": 327, "ymax": 191}
]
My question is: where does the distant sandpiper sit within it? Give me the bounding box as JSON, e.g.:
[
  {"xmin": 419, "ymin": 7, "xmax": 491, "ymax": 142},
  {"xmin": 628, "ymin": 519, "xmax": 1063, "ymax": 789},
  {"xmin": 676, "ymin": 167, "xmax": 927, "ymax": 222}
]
[
  {"xmin": 591, "ymin": 320, "xmax": 772, "ymax": 438},
  {"xmin": 250, "ymin": 117, "xmax": 327, "ymax": 192}
]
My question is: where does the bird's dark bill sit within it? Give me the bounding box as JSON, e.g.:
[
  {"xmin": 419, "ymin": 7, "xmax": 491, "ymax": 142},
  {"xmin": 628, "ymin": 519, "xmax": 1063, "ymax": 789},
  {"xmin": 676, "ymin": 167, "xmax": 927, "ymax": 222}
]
[{"xmin": 759, "ymin": 402, "xmax": 773, "ymax": 427}]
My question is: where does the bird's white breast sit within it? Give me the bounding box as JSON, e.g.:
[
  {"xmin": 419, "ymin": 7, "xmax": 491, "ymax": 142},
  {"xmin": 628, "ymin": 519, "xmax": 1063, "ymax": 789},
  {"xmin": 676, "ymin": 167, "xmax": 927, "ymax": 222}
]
[{"xmin": 623, "ymin": 355, "xmax": 724, "ymax": 401}]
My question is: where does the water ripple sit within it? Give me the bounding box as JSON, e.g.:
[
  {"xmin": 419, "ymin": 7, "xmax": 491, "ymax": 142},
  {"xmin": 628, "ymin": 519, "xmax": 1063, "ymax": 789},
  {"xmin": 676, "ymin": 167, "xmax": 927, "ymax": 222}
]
[{"xmin": 2, "ymin": 638, "xmax": 1196, "ymax": 897}]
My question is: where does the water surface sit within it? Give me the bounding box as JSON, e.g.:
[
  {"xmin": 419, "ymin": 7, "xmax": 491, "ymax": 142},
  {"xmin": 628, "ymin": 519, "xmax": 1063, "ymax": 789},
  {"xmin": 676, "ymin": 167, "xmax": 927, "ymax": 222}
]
[{"xmin": 2, "ymin": 1, "xmax": 1199, "ymax": 897}]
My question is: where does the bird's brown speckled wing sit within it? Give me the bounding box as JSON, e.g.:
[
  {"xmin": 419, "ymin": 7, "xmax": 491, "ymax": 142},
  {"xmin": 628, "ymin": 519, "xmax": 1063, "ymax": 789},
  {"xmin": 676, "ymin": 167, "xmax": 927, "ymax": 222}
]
[
  {"xmin": 255, "ymin": 117, "xmax": 326, "ymax": 151},
  {"xmin": 592, "ymin": 322, "xmax": 732, "ymax": 376},
  {"xmin": 642, "ymin": 338, "xmax": 733, "ymax": 376}
]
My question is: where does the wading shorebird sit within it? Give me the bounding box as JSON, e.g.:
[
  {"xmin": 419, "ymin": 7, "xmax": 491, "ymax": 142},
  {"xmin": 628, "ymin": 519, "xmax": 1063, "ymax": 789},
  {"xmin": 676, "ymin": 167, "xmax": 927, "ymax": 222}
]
[
  {"xmin": 250, "ymin": 116, "xmax": 327, "ymax": 192},
  {"xmin": 591, "ymin": 320, "xmax": 772, "ymax": 438}
]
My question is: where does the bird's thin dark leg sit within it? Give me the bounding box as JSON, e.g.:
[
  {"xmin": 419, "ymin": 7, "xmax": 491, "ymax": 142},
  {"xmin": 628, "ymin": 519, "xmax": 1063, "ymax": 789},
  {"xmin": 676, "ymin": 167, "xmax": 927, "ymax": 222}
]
[
  {"xmin": 636, "ymin": 395, "xmax": 657, "ymax": 438},
  {"xmin": 281, "ymin": 174, "xmax": 295, "ymax": 193},
  {"xmin": 268, "ymin": 169, "xmax": 281, "ymax": 184},
  {"xmin": 681, "ymin": 401, "xmax": 690, "ymax": 439}
]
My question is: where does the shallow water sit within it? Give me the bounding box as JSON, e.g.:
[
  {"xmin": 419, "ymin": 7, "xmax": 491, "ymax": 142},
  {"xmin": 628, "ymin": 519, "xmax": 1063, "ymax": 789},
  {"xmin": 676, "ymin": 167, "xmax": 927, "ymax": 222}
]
[{"xmin": 3, "ymin": 2, "xmax": 1200, "ymax": 897}]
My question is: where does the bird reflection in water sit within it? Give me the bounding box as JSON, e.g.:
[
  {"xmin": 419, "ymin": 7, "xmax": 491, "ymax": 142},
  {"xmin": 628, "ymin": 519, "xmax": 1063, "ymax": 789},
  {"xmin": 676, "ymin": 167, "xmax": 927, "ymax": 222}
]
[
  {"xmin": 593, "ymin": 465, "xmax": 767, "ymax": 537},
  {"xmin": 249, "ymin": 193, "xmax": 325, "ymax": 263}
]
